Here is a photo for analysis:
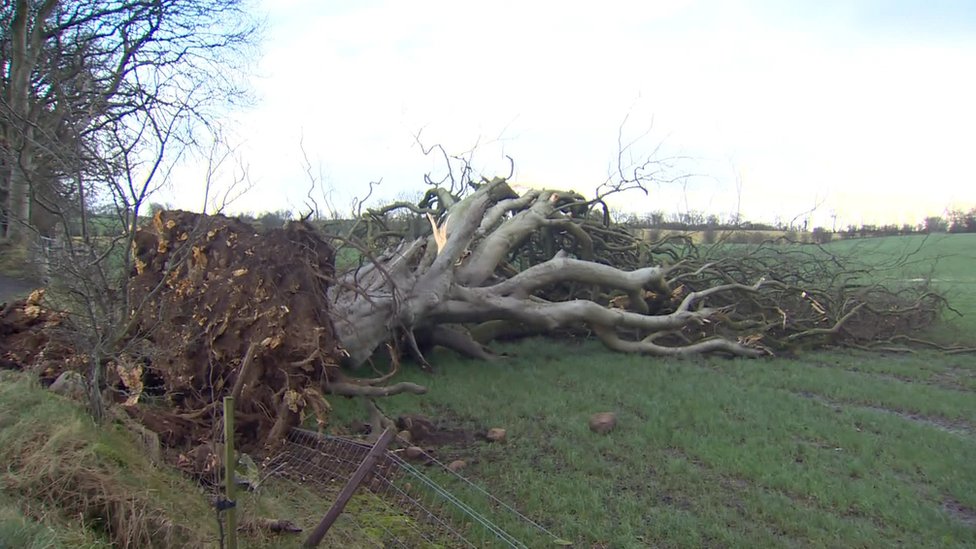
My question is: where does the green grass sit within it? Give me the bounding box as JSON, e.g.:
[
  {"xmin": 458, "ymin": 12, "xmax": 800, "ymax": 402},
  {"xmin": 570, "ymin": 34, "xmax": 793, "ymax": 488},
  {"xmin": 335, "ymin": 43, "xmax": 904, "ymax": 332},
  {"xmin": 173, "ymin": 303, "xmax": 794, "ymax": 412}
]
[
  {"xmin": 3, "ymin": 232, "xmax": 973, "ymax": 547},
  {"xmin": 0, "ymin": 371, "xmax": 408, "ymax": 548},
  {"xmin": 824, "ymin": 233, "xmax": 976, "ymax": 339},
  {"xmin": 331, "ymin": 343, "xmax": 976, "ymax": 548},
  {"xmin": 0, "ymin": 370, "xmax": 210, "ymax": 548},
  {"xmin": 0, "ymin": 491, "xmax": 110, "ymax": 548},
  {"xmin": 326, "ymin": 234, "xmax": 976, "ymax": 548}
]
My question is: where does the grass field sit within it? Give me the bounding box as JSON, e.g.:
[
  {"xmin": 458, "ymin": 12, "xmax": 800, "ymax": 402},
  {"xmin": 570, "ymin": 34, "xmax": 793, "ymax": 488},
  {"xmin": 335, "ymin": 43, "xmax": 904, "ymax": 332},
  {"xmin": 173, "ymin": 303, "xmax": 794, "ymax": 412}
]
[
  {"xmin": 825, "ymin": 233, "xmax": 976, "ymax": 338},
  {"xmin": 328, "ymin": 234, "xmax": 976, "ymax": 547},
  {"xmin": 2, "ymin": 233, "xmax": 973, "ymax": 547}
]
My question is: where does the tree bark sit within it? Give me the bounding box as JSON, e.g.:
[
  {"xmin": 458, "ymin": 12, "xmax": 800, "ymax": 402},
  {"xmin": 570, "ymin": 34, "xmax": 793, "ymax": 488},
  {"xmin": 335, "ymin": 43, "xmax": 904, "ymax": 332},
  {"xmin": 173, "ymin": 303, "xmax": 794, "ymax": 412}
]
[
  {"xmin": 330, "ymin": 178, "xmax": 771, "ymax": 367},
  {"xmin": 3, "ymin": 0, "xmax": 57, "ymax": 243}
]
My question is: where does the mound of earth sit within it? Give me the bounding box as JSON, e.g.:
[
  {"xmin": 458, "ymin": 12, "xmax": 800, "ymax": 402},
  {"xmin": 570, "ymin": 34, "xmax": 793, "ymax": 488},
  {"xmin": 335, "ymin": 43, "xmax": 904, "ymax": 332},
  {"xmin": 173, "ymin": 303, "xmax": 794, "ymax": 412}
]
[
  {"xmin": 0, "ymin": 289, "xmax": 77, "ymax": 379},
  {"xmin": 120, "ymin": 210, "xmax": 344, "ymax": 453}
]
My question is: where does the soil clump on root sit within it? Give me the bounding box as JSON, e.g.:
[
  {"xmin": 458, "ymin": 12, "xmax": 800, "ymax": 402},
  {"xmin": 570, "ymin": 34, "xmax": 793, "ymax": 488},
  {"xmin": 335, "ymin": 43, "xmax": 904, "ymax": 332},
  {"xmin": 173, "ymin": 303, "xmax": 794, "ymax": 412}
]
[{"xmin": 121, "ymin": 210, "xmax": 344, "ymax": 457}]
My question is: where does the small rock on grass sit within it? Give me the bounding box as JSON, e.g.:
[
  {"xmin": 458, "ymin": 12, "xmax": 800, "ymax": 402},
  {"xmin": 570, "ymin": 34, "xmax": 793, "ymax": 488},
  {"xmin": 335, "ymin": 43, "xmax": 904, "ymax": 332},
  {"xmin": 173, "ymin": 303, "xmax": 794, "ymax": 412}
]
[
  {"xmin": 447, "ymin": 459, "xmax": 466, "ymax": 472},
  {"xmin": 49, "ymin": 371, "xmax": 86, "ymax": 400},
  {"xmin": 589, "ymin": 412, "xmax": 617, "ymax": 434},
  {"xmin": 404, "ymin": 446, "xmax": 426, "ymax": 460},
  {"xmin": 396, "ymin": 414, "xmax": 435, "ymax": 442},
  {"xmin": 486, "ymin": 427, "xmax": 507, "ymax": 443}
]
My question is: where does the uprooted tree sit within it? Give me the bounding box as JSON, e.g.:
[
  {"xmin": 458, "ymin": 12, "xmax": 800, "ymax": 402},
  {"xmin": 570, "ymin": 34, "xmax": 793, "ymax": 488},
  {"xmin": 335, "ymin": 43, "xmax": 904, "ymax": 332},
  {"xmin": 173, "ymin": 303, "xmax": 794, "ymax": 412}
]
[{"xmin": 58, "ymin": 166, "xmax": 947, "ymax": 456}]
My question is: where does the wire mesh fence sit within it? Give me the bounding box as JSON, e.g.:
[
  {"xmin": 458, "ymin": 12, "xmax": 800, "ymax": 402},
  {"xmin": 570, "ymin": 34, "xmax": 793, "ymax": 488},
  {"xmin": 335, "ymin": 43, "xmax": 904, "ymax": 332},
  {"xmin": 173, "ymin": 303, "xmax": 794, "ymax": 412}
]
[{"xmin": 264, "ymin": 428, "xmax": 563, "ymax": 548}]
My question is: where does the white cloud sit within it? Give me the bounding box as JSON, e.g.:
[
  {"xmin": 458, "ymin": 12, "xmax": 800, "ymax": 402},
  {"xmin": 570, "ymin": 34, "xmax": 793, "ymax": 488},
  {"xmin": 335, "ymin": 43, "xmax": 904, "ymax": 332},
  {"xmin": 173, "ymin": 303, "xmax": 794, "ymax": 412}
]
[{"xmin": 161, "ymin": 0, "xmax": 976, "ymax": 227}]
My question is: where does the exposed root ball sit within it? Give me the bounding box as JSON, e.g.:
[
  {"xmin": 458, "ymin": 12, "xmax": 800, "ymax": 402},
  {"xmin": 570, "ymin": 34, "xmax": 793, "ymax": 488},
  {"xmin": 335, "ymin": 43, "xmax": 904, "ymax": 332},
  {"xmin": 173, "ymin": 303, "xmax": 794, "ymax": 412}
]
[{"xmin": 124, "ymin": 211, "xmax": 343, "ymax": 451}]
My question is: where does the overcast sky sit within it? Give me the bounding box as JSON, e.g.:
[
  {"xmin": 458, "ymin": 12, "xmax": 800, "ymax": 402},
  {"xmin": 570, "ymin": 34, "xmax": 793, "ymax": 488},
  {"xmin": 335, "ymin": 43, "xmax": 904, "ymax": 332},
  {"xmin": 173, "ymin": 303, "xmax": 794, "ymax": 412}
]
[{"xmin": 163, "ymin": 0, "xmax": 976, "ymax": 228}]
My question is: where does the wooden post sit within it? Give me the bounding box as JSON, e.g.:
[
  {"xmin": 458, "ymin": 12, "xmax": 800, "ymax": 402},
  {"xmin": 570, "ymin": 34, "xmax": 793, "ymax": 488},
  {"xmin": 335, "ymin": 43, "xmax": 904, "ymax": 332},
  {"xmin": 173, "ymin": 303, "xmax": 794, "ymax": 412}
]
[
  {"xmin": 303, "ymin": 429, "xmax": 395, "ymax": 548},
  {"xmin": 223, "ymin": 397, "xmax": 238, "ymax": 549},
  {"xmin": 230, "ymin": 343, "xmax": 258, "ymax": 402}
]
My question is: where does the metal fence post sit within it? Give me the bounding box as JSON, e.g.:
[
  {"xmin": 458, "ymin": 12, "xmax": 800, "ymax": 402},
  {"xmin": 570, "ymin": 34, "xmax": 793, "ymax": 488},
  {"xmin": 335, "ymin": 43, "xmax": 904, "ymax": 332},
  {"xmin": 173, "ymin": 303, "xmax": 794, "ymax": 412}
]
[
  {"xmin": 303, "ymin": 428, "xmax": 395, "ymax": 547},
  {"xmin": 224, "ymin": 396, "xmax": 238, "ymax": 549}
]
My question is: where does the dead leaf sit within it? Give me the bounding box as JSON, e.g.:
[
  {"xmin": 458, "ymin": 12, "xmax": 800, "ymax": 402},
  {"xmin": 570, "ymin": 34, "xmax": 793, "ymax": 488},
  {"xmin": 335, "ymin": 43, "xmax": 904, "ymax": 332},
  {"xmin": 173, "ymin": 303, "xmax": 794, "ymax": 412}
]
[
  {"xmin": 26, "ymin": 289, "xmax": 44, "ymax": 306},
  {"xmin": 284, "ymin": 389, "xmax": 304, "ymax": 413},
  {"xmin": 117, "ymin": 363, "xmax": 145, "ymax": 406}
]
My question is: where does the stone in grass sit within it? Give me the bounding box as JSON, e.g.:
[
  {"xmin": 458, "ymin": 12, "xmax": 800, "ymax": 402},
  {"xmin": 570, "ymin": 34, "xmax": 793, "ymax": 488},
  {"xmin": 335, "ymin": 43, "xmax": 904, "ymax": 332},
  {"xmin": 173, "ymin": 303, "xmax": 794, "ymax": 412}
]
[
  {"xmin": 404, "ymin": 446, "xmax": 426, "ymax": 460},
  {"xmin": 447, "ymin": 460, "xmax": 467, "ymax": 473},
  {"xmin": 486, "ymin": 428, "xmax": 507, "ymax": 443},
  {"xmin": 396, "ymin": 429, "xmax": 412, "ymax": 445},
  {"xmin": 49, "ymin": 371, "xmax": 86, "ymax": 400},
  {"xmin": 589, "ymin": 412, "xmax": 617, "ymax": 434}
]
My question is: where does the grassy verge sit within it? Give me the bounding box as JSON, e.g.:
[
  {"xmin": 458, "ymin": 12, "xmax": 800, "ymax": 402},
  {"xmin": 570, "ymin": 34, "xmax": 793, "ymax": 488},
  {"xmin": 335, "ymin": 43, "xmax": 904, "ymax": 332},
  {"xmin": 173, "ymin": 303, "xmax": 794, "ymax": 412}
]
[
  {"xmin": 0, "ymin": 370, "xmax": 220, "ymax": 547},
  {"xmin": 0, "ymin": 491, "xmax": 110, "ymax": 548},
  {"xmin": 0, "ymin": 370, "xmax": 410, "ymax": 548}
]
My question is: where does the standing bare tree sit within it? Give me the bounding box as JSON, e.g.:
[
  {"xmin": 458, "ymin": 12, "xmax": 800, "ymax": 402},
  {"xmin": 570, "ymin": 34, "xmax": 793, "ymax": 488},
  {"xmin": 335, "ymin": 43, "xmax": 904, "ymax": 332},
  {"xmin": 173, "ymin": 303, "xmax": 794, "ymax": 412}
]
[
  {"xmin": 1, "ymin": 0, "xmax": 257, "ymax": 250},
  {"xmin": 0, "ymin": 0, "xmax": 259, "ymax": 419}
]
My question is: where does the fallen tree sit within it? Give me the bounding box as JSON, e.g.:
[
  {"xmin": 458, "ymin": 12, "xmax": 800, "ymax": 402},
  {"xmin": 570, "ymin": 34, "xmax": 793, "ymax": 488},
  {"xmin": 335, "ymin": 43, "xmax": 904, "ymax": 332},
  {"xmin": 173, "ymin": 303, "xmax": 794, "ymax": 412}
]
[
  {"xmin": 330, "ymin": 176, "xmax": 945, "ymax": 371},
  {"xmin": 2, "ymin": 177, "xmax": 950, "ymax": 453}
]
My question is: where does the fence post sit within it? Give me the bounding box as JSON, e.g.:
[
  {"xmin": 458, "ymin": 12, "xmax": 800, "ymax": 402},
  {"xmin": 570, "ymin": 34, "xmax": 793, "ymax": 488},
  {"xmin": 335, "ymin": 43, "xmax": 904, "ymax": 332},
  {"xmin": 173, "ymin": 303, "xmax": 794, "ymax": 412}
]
[
  {"xmin": 223, "ymin": 397, "xmax": 238, "ymax": 549},
  {"xmin": 303, "ymin": 428, "xmax": 395, "ymax": 548}
]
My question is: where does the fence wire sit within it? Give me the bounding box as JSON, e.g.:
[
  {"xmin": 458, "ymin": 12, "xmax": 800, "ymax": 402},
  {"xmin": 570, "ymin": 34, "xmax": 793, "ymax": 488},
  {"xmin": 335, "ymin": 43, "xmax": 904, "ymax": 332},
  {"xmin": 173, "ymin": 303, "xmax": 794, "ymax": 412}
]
[{"xmin": 264, "ymin": 428, "xmax": 561, "ymax": 548}]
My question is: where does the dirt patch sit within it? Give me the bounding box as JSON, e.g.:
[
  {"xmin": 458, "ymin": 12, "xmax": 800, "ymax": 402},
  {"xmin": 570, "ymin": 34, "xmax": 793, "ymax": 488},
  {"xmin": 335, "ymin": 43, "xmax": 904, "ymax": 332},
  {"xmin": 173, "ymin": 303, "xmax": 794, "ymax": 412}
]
[
  {"xmin": 892, "ymin": 471, "xmax": 976, "ymax": 529},
  {"xmin": 0, "ymin": 290, "xmax": 78, "ymax": 379},
  {"xmin": 397, "ymin": 414, "xmax": 484, "ymax": 447},
  {"xmin": 790, "ymin": 390, "xmax": 976, "ymax": 438},
  {"xmin": 930, "ymin": 367, "xmax": 976, "ymax": 393},
  {"xmin": 862, "ymin": 406, "xmax": 976, "ymax": 438},
  {"xmin": 346, "ymin": 413, "xmax": 480, "ymax": 449},
  {"xmin": 804, "ymin": 357, "xmax": 976, "ymax": 394},
  {"xmin": 942, "ymin": 496, "xmax": 976, "ymax": 526}
]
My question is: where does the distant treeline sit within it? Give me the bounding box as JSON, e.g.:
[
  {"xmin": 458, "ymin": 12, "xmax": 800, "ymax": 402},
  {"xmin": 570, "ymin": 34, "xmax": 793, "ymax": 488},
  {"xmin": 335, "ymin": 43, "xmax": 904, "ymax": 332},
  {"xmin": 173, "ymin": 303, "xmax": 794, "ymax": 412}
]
[
  {"xmin": 70, "ymin": 204, "xmax": 976, "ymax": 243},
  {"xmin": 618, "ymin": 207, "xmax": 976, "ymax": 244}
]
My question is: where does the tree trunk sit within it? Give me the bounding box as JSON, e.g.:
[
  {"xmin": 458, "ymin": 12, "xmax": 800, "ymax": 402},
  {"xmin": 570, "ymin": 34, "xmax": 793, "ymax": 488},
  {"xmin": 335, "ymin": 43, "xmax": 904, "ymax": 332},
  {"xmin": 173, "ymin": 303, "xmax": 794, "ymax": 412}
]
[{"xmin": 2, "ymin": 0, "xmax": 58, "ymax": 244}]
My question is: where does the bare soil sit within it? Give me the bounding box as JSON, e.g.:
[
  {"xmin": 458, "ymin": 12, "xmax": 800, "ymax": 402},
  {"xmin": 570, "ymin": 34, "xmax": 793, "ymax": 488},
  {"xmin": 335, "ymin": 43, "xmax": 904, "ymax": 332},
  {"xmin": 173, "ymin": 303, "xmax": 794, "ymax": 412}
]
[{"xmin": 123, "ymin": 211, "xmax": 345, "ymax": 453}]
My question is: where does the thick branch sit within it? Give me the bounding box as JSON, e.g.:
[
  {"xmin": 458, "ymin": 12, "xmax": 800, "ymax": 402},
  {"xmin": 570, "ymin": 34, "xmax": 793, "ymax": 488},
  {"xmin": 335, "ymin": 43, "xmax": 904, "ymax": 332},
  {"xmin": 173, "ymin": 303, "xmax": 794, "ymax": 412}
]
[
  {"xmin": 437, "ymin": 291, "xmax": 717, "ymax": 334},
  {"xmin": 477, "ymin": 191, "xmax": 540, "ymax": 237},
  {"xmin": 485, "ymin": 256, "xmax": 669, "ymax": 298},
  {"xmin": 592, "ymin": 325, "xmax": 765, "ymax": 357},
  {"xmin": 429, "ymin": 178, "xmax": 517, "ymax": 277},
  {"xmin": 456, "ymin": 190, "xmax": 558, "ymax": 286},
  {"xmin": 428, "ymin": 325, "xmax": 498, "ymax": 360},
  {"xmin": 327, "ymin": 382, "xmax": 429, "ymax": 398}
]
